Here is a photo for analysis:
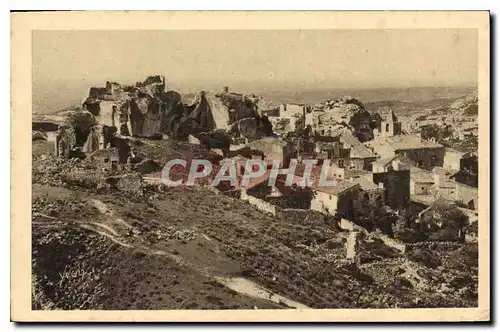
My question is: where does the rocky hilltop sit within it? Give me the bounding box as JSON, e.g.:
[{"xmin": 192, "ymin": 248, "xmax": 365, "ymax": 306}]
[
  {"xmin": 81, "ymin": 77, "xmax": 274, "ymax": 141},
  {"xmin": 311, "ymin": 96, "xmax": 375, "ymax": 142},
  {"xmin": 450, "ymin": 90, "xmax": 478, "ymax": 116}
]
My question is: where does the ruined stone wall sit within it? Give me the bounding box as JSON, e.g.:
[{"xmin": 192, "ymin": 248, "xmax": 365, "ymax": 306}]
[
  {"xmin": 373, "ymin": 170, "xmax": 410, "ymax": 211},
  {"xmin": 130, "ymin": 99, "xmax": 165, "ymax": 137},
  {"xmin": 336, "ymin": 187, "xmax": 358, "ymax": 220},
  {"xmin": 340, "ymin": 218, "xmax": 406, "ymax": 253},
  {"xmin": 98, "ymin": 101, "xmax": 120, "ymax": 127},
  {"xmin": 279, "ymin": 208, "xmax": 311, "ymax": 220},
  {"xmin": 241, "ymin": 189, "xmax": 277, "ymax": 216}
]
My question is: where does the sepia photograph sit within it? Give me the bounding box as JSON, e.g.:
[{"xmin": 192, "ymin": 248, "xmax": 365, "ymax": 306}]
[{"xmin": 11, "ymin": 11, "xmax": 490, "ymax": 322}]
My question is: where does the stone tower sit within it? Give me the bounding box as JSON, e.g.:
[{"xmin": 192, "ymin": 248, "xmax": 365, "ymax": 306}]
[{"xmin": 380, "ymin": 109, "xmax": 402, "ymax": 137}]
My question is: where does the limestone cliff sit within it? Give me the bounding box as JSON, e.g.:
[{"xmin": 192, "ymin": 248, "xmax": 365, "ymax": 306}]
[
  {"xmin": 163, "ymin": 90, "xmax": 274, "ymax": 141},
  {"xmin": 82, "ymin": 77, "xmax": 273, "ymax": 141}
]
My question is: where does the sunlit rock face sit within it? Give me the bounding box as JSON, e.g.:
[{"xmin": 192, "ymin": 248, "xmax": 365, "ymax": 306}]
[
  {"xmin": 311, "ymin": 96, "xmax": 376, "ymax": 142},
  {"xmin": 162, "ymin": 90, "xmax": 274, "ymax": 141},
  {"xmin": 82, "ymin": 78, "xmax": 273, "ymax": 140}
]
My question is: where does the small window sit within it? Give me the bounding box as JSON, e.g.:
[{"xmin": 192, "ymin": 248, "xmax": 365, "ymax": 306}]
[
  {"xmin": 338, "ymin": 159, "xmax": 345, "ymax": 168},
  {"xmin": 385, "ymin": 123, "xmax": 390, "ymax": 132}
]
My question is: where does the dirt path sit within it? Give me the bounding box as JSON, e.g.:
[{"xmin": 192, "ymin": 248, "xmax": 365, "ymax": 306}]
[
  {"xmin": 215, "ymin": 277, "xmax": 311, "ymax": 309},
  {"xmin": 33, "ymin": 188, "xmax": 306, "ymax": 309},
  {"xmin": 79, "ymin": 203, "xmax": 305, "ymax": 309}
]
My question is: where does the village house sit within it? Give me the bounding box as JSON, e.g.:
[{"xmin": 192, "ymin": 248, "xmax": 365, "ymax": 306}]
[
  {"xmin": 106, "ymin": 81, "xmax": 124, "ymax": 97},
  {"xmin": 314, "ymin": 140, "xmax": 350, "ymax": 167},
  {"xmin": 368, "ymin": 110, "xmax": 445, "ymax": 170},
  {"xmin": 312, "ymin": 129, "xmax": 377, "ymax": 171},
  {"xmin": 368, "ymin": 134, "xmax": 444, "ymax": 170},
  {"xmin": 338, "ymin": 131, "xmax": 377, "ymax": 171},
  {"xmin": 454, "ymin": 123, "xmax": 478, "ymax": 141},
  {"xmin": 433, "ymin": 167, "xmax": 459, "ymax": 200},
  {"xmin": 409, "ymin": 165, "xmax": 478, "ymax": 217},
  {"xmin": 279, "ymin": 103, "xmax": 310, "ymax": 117},
  {"xmin": 409, "ymin": 167, "xmax": 434, "ymax": 195},
  {"xmin": 372, "ymin": 154, "xmax": 412, "ymax": 173},
  {"xmin": 32, "ymin": 122, "xmax": 59, "ymax": 143},
  {"xmin": 443, "ymin": 148, "xmax": 477, "ymax": 171},
  {"xmin": 86, "ymin": 148, "xmax": 122, "ymax": 172},
  {"xmin": 310, "ymin": 180, "xmax": 360, "ymax": 219},
  {"xmin": 240, "ymin": 170, "xmax": 314, "ymax": 210}
]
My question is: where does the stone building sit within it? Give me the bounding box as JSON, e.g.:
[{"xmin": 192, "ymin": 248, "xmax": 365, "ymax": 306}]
[
  {"xmin": 377, "ymin": 110, "xmax": 402, "ymax": 137},
  {"xmin": 339, "ymin": 131, "xmax": 377, "ymax": 170},
  {"xmin": 443, "ymin": 148, "xmax": 477, "ymax": 171},
  {"xmin": 371, "ymin": 154, "xmax": 412, "ymax": 173},
  {"xmin": 310, "ymin": 180, "xmax": 360, "ymax": 219},
  {"xmin": 312, "ymin": 129, "xmax": 376, "ymax": 171},
  {"xmin": 368, "ymin": 110, "xmax": 445, "ymax": 170},
  {"xmin": 106, "ymin": 81, "xmax": 123, "ymax": 96},
  {"xmin": 433, "ymin": 167, "xmax": 457, "ymax": 200},
  {"xmin": 314, "ymin": 141, "xmax": 351, "ymax": 167},
  {"xmin": 33, "ymin": 121, "xmax": 59, "ymax": 143},
  {"xmin": 279, "ymin": 103, "xmax": 309, "ymax": 117},
  {"xmin": 368, "ymin": 134, "xmax": 445, "ymax": 170},
  {"xmin": 409, "ymin": 167, "xmax": 434, "ymax": 195},
  {"xmin": 277, "ymin": 103, "xmax": 310, "ymax": 132}
]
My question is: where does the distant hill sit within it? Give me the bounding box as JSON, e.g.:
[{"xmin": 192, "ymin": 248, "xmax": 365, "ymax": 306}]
[
  {"xmin": 34, "ymin": 80, "xmax": 476, "ymax": 115},
  {"xmin": 258, "ymin": 86, "xmax": 475, "ymax": 106}
]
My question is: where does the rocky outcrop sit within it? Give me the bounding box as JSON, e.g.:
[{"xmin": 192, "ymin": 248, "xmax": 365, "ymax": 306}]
[
  {"xmin": 82, "ymin": 77, "xmax": 273, "ymax": 141},
  {"xmin": 450, "ymin": 90, "xmax": 478, "ymax": 116},
  {"xmin": 310, "ymin": 96, "xmax": 375, "ymax": 142},
  {"xmin": 82, "ymin": 75, "xmax": 181, "ymax": 138}
]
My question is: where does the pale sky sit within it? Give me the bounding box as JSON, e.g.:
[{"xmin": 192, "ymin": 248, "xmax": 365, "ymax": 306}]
[{"xmin": 33, "ymin": 29, "xmax": 477, "ymax": 93}]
